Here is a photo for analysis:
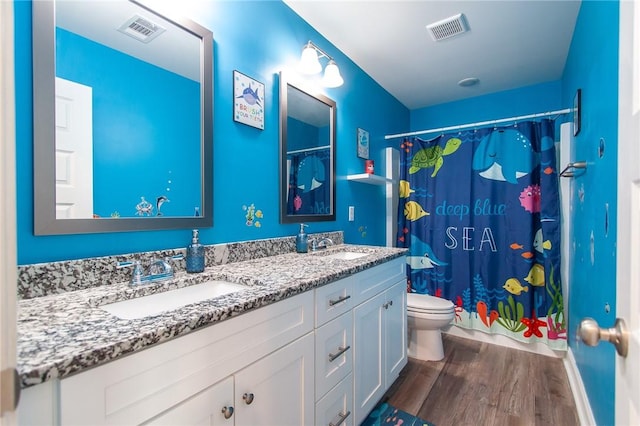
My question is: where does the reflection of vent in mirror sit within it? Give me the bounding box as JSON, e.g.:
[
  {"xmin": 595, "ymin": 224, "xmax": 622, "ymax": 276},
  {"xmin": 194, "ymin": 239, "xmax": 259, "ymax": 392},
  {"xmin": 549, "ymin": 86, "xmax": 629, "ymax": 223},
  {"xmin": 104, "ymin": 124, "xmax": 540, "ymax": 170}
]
[{"xmin": 118, "ymin": 15, "xmax": 166, "ymax": 43}]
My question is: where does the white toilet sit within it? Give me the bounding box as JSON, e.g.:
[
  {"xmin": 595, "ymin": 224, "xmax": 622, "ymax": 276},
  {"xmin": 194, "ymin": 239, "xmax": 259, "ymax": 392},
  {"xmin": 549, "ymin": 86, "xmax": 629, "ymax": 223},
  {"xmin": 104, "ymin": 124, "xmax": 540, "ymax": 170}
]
[{"xmin": 406, "ymin": 293, "xmax": 456, "ymax": 361}]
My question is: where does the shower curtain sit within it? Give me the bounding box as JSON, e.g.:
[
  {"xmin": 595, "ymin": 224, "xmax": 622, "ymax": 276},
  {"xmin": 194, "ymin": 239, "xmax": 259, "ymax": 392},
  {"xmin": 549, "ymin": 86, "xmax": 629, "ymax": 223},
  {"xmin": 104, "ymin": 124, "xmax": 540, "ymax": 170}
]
[{"xmin": 396, "ymin": 120, "xmax": 566, "ymax": 350}]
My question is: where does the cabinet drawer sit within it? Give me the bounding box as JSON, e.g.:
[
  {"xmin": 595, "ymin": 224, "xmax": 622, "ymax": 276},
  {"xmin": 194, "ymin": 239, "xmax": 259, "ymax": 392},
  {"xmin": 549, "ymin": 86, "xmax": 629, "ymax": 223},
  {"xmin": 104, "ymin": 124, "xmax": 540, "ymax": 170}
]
[
  {"xmin": 352, "ymin": 257, "xmax": 405, "ymax": 306},
  {"xmin": 315, "ymin": 373, "xmax": 354, "ymax": 426},
  {"xmin": 315, "ymin": 311, "xmax": 353, "ymax": 399},
  {"xmin": 315, "ymin": 275, "xmax": 354, "ymax": 326}
]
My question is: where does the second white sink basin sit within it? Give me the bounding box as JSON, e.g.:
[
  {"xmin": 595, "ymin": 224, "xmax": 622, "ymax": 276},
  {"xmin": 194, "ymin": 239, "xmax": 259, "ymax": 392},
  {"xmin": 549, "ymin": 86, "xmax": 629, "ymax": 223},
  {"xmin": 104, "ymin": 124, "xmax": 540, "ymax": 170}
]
[
  {"xmin": 321, "ymin": 251, "xmax": 368, "ymax": 260},
  {"xmin": 101, "ymin": 281, "xmax": 248, "ymax": 320}
]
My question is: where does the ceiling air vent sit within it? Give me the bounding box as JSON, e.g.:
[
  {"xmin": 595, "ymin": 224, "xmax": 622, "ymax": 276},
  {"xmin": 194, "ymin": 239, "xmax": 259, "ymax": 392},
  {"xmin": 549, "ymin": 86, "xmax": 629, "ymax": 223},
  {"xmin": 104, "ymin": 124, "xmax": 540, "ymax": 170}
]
[
  {"xmin": 426, "ymin": 13, "xmax": 469, "ymax": 42},
  {"xmin": 118, "ymin": 15, "xmax": 166, "ymax": 43}
]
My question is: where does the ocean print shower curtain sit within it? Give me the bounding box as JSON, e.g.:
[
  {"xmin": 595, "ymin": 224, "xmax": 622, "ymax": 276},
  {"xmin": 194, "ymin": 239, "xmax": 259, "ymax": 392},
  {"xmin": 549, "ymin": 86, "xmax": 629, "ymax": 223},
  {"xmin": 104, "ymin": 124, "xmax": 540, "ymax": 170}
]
[{"xmin": 396, "ymin": 119, "xmax": 567, "ymax": 350}]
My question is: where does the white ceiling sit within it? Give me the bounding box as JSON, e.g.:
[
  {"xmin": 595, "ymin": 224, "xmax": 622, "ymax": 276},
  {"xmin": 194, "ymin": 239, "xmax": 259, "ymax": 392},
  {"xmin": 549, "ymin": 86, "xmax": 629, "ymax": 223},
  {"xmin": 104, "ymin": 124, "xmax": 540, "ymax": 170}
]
[{"xmin": 283, "ymin": 0, "xmax": 581, "ymax": 110}]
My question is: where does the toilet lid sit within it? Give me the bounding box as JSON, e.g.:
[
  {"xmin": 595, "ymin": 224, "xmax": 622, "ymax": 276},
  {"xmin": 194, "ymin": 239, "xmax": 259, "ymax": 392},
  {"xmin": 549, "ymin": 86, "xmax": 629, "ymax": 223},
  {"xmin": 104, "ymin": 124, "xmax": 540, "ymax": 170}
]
[{"xmin": 407, "ymin": 293, "xmax": 455, "ymax": 312}]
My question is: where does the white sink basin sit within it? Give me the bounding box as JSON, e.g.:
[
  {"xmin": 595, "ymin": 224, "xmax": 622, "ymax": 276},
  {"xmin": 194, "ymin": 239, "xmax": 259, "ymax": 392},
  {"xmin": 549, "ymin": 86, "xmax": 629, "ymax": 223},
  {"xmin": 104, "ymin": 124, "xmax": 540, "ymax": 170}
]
[
  {"xmin": 321, "ymin": 251, "xmax": 368, "ymax": 260},
  {"xmin": 101, "ymin": 281, "xmax": 248, "ymax": 320}
]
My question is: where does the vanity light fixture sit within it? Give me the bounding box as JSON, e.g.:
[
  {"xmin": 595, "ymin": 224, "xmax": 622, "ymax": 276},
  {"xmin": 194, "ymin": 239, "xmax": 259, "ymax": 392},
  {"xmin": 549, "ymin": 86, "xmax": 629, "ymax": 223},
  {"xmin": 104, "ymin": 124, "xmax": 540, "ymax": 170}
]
[{"xmin": 299, "ymin": 41, "xmax": 344, "ymax": 88}]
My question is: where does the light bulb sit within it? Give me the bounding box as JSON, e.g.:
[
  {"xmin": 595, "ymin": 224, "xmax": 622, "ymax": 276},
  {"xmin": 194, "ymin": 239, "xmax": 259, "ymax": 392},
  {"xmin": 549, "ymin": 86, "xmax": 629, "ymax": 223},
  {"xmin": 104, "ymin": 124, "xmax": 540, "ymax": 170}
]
[
  {"xmin": 322, "ymin": 60, "xmax": 343, "ymax": 88},
  {"xmin": 299, "ymin": 44, "xmax": 322, "ymax": 75}
]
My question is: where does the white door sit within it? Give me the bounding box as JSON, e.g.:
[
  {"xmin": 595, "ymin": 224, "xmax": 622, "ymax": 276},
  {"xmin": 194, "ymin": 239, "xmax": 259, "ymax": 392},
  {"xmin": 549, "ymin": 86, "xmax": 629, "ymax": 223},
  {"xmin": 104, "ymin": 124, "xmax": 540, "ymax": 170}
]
[
  {"xmin": 0, "ymin": 1, "xmax": 17, "ymax": 423},
  {"xmin": 55, "ymin": 77, "xmax": 93, "ymax": 219},
  {"xmin": 616, "ymin": 0, "xmax": 640, "ymax": 423}
]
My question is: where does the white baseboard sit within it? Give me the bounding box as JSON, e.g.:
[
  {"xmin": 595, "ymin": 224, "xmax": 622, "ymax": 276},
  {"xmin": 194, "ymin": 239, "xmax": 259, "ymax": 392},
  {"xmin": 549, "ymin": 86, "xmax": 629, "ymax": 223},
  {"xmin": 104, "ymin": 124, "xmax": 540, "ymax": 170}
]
[{"xmin": 564, "ymin": 348, "xmax": 597, "ymax": 426}]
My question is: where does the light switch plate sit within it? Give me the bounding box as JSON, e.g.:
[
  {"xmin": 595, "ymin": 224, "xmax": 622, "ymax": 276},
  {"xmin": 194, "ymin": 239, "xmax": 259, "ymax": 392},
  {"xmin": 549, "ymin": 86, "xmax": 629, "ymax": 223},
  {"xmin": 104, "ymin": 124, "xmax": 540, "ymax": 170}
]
[{"xmin": 348, "ymin": 206, "xmax": 355, "ymax": 221}]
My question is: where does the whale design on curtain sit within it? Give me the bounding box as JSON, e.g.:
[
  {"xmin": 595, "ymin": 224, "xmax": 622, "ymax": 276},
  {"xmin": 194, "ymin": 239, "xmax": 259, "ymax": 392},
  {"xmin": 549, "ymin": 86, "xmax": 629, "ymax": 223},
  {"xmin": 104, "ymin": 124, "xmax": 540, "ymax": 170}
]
[{"xmin": 396, "ymin": 119, "xmax": 566, "ymax": 350}]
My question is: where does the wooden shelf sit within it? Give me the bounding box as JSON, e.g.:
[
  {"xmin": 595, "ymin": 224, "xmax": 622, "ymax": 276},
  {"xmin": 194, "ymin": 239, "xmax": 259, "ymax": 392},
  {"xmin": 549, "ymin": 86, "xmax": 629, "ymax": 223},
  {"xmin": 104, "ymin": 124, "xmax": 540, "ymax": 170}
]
[{"xmin": 346, "ymin": 173, "xmax": 395, "ymax": 185}]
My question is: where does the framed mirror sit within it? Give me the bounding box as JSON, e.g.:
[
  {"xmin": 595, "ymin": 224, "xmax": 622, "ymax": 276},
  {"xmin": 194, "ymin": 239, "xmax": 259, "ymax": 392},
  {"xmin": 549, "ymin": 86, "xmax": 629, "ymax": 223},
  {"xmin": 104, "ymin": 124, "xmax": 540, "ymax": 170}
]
[
  {"xmin": 32, "ymin": 0, "xmax": 213, "ymax": 235},
  {"xmin": 279, "ymin": 73, "xmax": 336, "ymax": 223}
]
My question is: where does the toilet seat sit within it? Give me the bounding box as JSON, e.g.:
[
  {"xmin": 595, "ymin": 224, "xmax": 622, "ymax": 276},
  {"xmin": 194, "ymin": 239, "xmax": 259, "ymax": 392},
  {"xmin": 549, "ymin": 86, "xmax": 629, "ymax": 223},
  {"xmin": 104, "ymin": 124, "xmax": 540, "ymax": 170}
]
[{"xmin": 407, "ymin": 293, "xmax": 455, "ymax": 314}]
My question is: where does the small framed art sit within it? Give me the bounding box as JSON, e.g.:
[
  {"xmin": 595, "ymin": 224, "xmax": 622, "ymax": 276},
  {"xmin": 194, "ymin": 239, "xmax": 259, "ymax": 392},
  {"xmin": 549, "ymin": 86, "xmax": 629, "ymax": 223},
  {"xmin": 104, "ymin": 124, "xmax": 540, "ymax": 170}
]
[
  {"xmin": 573, "ymin": 89, "xmax": 581, "ymax": 136},
  {"xmin": 357, "ymin": 128, "xmax": 369, "ymax": 159},
  {"xmin": 233, "ymin": 70, "xmax": 264, "ymax": 130}
]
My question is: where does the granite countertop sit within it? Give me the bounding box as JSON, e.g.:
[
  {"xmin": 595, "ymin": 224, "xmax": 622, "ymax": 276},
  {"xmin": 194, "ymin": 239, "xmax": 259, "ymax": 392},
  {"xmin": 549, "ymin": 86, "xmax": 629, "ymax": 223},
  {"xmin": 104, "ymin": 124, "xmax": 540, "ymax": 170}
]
[{"xmin": 17, "ymin": 244, "xmax": 407, "ymax": 388}]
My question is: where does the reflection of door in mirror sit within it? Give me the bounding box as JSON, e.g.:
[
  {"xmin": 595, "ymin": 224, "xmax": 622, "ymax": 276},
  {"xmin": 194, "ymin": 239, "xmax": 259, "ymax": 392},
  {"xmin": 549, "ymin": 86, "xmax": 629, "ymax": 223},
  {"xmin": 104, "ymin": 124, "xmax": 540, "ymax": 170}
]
[
  {"xmin": 54, "ymin": 1, "xmax": 202, "ymax": 218},
  {"xmin": 55, "ymin": 77, "xmax": 94, "ymax": 219}
]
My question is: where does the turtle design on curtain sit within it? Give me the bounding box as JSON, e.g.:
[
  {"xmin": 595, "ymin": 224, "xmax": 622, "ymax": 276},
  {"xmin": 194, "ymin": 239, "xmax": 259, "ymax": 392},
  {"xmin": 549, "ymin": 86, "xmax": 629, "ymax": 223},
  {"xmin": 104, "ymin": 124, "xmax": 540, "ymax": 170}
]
[{"xmin": 396, "ymin": 119, "xmax": 566, "ymax": 350}]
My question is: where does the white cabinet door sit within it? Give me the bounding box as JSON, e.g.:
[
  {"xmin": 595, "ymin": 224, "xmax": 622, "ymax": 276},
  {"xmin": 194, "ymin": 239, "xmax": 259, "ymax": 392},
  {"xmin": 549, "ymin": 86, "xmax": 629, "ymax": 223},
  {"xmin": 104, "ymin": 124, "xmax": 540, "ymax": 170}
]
[
  {"xmin": 234, "ymin": 332, "xmax": 314, "ymax": 426},
  {"xmin": 384, "ymin": 280, "xmax": 407, "ymax": 385},
  {"xmin": 353, "ymin": 291, "xmax": 385, "ymax": 425},
  {"xmin": 353, "ymin": 279, "xmax": 408, "ymax": 426},
  {"xmin": 144, "ymin": 376, "xmax": 234, "ymax": 426}
]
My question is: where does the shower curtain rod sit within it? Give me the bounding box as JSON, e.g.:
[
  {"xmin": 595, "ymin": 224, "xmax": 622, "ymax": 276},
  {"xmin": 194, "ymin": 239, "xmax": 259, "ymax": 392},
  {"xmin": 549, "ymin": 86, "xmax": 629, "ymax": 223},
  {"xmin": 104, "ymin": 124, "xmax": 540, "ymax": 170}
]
[{"xmin": 384, "ymin": 108, "xmax": 573, "ymax": 140}]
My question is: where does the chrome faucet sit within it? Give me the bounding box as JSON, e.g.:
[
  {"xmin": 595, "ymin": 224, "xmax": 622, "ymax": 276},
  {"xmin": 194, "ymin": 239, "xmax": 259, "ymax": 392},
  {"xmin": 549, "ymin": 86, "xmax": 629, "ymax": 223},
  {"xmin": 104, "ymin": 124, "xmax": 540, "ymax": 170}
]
[
  {"xmin": 117, "ymin": 254, "xmax": 184, "ymax": 286},
  {"xmin": 311, "ymin": 237, "xmax": 334, "ymax": 251}
]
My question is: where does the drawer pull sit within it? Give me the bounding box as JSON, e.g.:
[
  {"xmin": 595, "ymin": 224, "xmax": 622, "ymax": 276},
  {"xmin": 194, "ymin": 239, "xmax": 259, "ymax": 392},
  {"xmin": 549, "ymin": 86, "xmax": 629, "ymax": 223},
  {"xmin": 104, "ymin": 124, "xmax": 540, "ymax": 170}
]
[
  {"xmin": 329, "ymin": 294, "xmax": 351, "ymax": 306},
  {"xmin": 243, "ymin": 392, "xmax": 254, "ymax": 405},
  {"xmin": 328, "ymin": 345, "xmax": 351, "ymax": 362},
  {"xmin": 221, "ymin": 406, "xmax": 234, "ymax": 419},
  {"xmin": 329, "ymin": 410, "xmax": 351, "ymax": 426}
]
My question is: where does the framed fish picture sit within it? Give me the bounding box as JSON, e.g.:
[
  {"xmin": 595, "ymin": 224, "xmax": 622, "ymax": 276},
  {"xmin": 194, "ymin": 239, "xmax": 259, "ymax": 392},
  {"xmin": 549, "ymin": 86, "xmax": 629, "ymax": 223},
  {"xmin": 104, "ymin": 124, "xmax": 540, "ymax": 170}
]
[
  {"xmin": 357, "ymin": 127, "xmax": 369, "ymax": 159},
  {"xmin": 233, "ymin": 70, "xmax": 264, "ymax": 130}
]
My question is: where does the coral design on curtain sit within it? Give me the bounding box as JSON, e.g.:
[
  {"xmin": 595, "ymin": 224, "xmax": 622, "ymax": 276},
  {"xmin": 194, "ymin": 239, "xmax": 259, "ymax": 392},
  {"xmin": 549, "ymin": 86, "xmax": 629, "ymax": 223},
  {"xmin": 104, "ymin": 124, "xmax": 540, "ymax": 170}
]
[{"xmin": 396, "ymin": 119, "xmax": 566, "ymax": 350}]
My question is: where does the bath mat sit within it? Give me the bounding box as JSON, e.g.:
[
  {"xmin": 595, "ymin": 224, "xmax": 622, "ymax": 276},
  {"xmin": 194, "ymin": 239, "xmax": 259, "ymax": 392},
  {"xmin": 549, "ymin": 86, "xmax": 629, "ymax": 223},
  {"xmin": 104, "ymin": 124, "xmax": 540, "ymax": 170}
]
[{"xmin": 360, "ymin": 401, "xmax": 435, "ymax": 426}]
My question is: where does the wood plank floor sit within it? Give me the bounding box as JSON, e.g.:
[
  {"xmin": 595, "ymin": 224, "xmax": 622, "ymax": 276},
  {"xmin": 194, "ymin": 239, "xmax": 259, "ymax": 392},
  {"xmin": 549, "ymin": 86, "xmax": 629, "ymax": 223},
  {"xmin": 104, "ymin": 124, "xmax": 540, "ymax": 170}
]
[{"xmin": 381, "ymin": 334, "xmax": 580, "ymax": 426}]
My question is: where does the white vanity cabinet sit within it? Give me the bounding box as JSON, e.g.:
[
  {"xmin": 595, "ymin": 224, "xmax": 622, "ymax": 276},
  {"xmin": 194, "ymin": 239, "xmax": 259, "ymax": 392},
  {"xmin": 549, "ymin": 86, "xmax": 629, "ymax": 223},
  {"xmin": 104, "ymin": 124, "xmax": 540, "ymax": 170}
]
[
  {"xmin": 314, "ymin": 256, "xmax": 407, "ymax": 426},
  {"xmin": 57, "ymin": 291, "xmax": 314, "ymax": 426},
  {"xmin": 17, "ymin": 255, "xmax": 407, "ymax": 426},
  {"xmin": 145, "ymin": 332, "xmax": 315, "ymax": 426},
  {"xmin": 352, "ymin": 259, "xmax": 407, "ymax": 426},
  {"xmin": 314, "ymin": 274, "xmax": 356, "ymax": 426}
]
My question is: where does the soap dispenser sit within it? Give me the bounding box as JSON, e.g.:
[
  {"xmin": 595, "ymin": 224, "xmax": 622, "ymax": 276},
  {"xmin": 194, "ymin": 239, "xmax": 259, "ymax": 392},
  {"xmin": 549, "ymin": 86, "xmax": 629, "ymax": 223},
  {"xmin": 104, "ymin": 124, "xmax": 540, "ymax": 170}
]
[
  {"xmin": 296, "ymin": 223, "xmax": 309, "ymax": 253},
  {"xmin": 186, "ymin": 229, "xmax": 205, "ymax": 273}
]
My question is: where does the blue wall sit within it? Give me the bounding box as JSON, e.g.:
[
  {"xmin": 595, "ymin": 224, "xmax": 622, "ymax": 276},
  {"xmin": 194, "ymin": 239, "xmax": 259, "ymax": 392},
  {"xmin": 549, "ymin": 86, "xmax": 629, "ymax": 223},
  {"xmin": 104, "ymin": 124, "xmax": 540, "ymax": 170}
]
[
  {"xmin": 410, "ymin": 80, "xmax": 562, "ymax": 133},
  {"xmin": 562, "ymin": 2, "xmax": 619, "ymax": 425},
  {"xmin": 15, "ymin": 0, "xmax": 409, "ymax": 264},
  {"xmin": 57, "ymin": 28, "xmax": 201, "ymax": 218}
]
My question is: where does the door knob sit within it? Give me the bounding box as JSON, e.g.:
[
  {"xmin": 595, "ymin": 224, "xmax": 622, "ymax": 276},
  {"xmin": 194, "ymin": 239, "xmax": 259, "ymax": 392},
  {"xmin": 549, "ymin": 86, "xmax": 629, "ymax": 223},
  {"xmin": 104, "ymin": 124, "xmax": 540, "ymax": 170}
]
[{"xmin": 578, "ymin": 317, "xmax": 629, "ymax": 357}]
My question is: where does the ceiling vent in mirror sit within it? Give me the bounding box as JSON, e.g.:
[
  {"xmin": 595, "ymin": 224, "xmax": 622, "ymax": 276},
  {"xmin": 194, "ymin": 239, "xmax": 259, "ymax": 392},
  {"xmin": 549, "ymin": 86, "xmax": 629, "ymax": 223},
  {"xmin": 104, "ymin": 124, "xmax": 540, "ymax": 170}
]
[
  {"xmin": 426, "ymin": 13, "xmax": 469, "ymax": 41},
  {"xmin": 118, "ymin": 15, "xmax": 166, "ymax": 43}
]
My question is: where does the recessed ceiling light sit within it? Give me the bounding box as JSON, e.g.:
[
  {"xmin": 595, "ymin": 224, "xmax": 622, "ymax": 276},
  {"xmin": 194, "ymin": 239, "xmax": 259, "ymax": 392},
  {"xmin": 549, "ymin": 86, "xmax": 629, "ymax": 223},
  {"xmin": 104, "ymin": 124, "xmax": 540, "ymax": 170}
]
[{"xmin": 458, "ymin": 77, "xmax": 479, "ymax": 87}]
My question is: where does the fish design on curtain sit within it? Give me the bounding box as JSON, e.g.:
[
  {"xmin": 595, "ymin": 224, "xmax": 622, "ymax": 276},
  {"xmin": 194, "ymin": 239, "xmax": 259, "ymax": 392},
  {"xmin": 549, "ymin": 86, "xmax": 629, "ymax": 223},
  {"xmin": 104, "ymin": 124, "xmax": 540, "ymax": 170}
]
[{"xmin": 397, "ymin": 120, "xmax": 566, "ymax": 349}]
